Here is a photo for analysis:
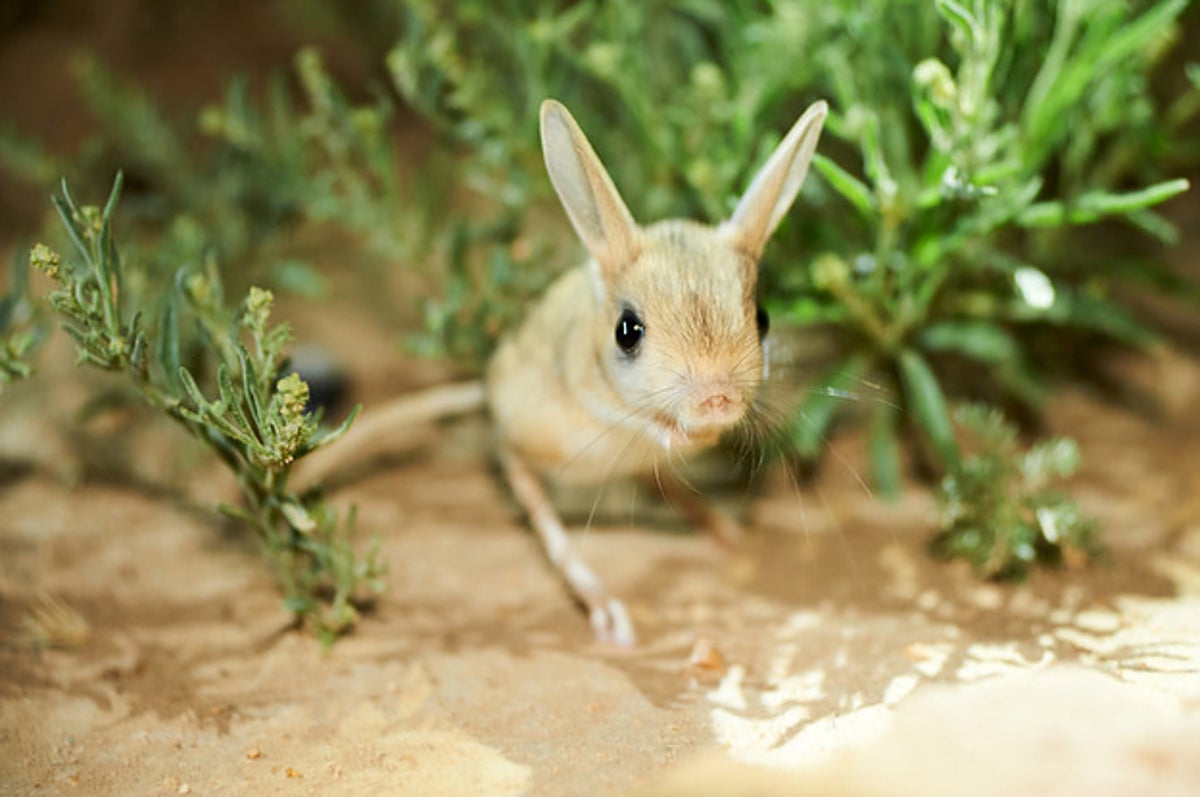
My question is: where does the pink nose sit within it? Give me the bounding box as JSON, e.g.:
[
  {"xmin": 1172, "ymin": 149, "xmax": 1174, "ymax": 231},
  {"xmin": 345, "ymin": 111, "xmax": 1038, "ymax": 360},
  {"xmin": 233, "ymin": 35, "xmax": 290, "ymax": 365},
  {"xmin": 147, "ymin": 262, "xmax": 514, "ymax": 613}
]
[{"xmin": 699, "ymin": 393, "xmax": 732, "ymax": 415}]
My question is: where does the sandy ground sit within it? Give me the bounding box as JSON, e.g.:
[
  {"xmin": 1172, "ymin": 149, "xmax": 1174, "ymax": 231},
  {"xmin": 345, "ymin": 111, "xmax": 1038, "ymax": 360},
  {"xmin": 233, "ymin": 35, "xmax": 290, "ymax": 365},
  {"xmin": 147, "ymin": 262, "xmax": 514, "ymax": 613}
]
[{"xmin": 2, "ymin": 301, "xmax": 1200, "ymax": 795}]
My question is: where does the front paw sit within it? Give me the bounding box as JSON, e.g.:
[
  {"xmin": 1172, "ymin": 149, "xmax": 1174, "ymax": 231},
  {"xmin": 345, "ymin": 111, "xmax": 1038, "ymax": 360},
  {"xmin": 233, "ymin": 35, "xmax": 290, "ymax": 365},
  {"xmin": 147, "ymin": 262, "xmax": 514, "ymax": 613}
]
[{"xmin": 588, "ymin": 596, "xmax": 636, "ymax": 647}]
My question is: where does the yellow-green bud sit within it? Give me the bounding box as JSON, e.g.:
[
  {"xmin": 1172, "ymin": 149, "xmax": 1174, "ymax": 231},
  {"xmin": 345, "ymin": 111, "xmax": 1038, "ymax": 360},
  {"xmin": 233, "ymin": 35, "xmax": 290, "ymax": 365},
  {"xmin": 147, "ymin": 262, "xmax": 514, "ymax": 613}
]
[
  {"xmin": 350, "ymin": 108, "xmax": 380, "ymax": 140},
  {"xmin": 275, "ymin": 372, "xmax": 309, "ymax": 422},
  {"xmin": 30, "ymin": 243, "xmax": 62, "ymax": 279},
  {"xmin": 691, "ymin": 62, "xmax": 725, "ymax": 100},
  {"xmin": 687, "ymin": 159, "xmax": 716, "ymax": 193},
  {"xmin": 913, "ymin": 59, "xmax": 957, "ymax": 107},
  {"xmin": 583, "ymin": 43, "xmax": 620, "ymax": 79},
  {"xmin": 198, "ymin": 106, "xmax": 225, "ymax": 137},
  {"xmin": 244, "ymin": 286, "xmax": 274, "ymax": 331},
  {"xmin": 77, "ymin": 206, "xmax": 102, "ymax": 241},
  {"xmin": 811, "ymin": 254, "xmax": 851, "ymax": 291},
  {"xmin": 185, "ymin": 272, "xmax": 212, "ymax": 308},
  {"xmin": 271, "ymin": 372, "xmax": 311, "ymax": 465}
]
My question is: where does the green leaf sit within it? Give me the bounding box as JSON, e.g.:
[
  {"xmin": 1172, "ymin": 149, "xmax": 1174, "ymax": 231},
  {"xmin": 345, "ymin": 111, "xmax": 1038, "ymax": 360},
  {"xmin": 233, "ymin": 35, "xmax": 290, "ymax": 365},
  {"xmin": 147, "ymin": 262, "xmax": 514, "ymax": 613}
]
[
  {"xmin": 1017, "ymin": 179, "xmax": 1190, "ymax": 228},
  {"xmin": 791, "ymin": 354, "xmax": 873, "ymax": 458},
  {"xmin": 178, "ymin": 365, "xmax": 210, "ymax": 410},
  {"xmin": 270, "ymin": 259, "xmax": 329, "ymax": 299},
  {"xmin": 1097, "ymin": 256, "xmax": 1200, "ymax": 302},
  {"xmin": 935, "ymin": 0, "xmax": 979, "ymax": 45},
  {"xmin": 156, "ymin": 296, "xmax": 181, "ymax": 392},
  {"xmin": 919, "ymin": 320, "xmax": 1020, "ymax": 364},
  {"xmin": 898, "ymin": 349, "xmax": 958, "ymax": 467},
  {"xmin": 1187, "ymin": 62, "xmax": 1200, "ymax": 90},
  {"xmin": 217, "ymin": 502, "xmax": 256, "ymax": 524},
  {"xmin": 280, "ymin": 499, "xmax": 318, "ymax": 534},
  {"xmin": 308, "ymin": 404, "xmax": 361, "ymax": 453},
  {"xmin": 1023, "ymin": 0, "xmax": 1188, "ymax": 156},
  {"xmin": 236, "ymin": 343, "xmax": 265, "ymax": 430},
  {"xmin": 1124, "ymin": 209, "xmax": 1180, "ymax": 247},
  {"xmin": 812, "ymin": 153, "xmax": 877, "ymax": 221},
  {"xmin": 218, "ymin": 360, "xmax": 257, "ymax": 441},
  {"xmin": 1022, "ymin": 437, "xmax": 1080, "ymax": 485},
  {"xmin": 921, "ymin": 320, "xmax": 1048, "ymax": 406},
  {"xmin": 282, "ymin": 595, "xmax": 314, "ymax": 614},
  {"xmin": 128, "ymin": 326, "xmax": 147, "ymax": 379},
  {"xmin": 860, "ymin": 113, "xmax": 896, "ymax": 200},
  {"xmin": 777, "ymin": 295, "xmax": 851, "ymax": 325},
  {"xmin": 869, "ymin": 402, "xmax": 903, "ymax": 500},
  {"xmin": 97, "ymin": 170, "xmax": 125, "ymax": 281},
  {"xmin": 52, "ymin": 182, "xmax": 91, "ymax": 268}
]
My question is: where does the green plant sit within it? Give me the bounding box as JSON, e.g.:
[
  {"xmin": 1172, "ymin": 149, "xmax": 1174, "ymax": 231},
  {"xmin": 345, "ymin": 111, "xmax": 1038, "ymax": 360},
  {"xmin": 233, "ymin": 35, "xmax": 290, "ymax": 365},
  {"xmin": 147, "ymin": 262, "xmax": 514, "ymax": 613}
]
[
  {"xmin": 932, "ymin": 404, "xmax": 1099, "ymax": 579},
  {"xmin": 386, "ymin": 0, "xmax": 1199, "ymax": 493},
  {"xmin": 2, "ymin": 47, "xmax": 422, "ymax": 308},
  {"xmin": 198, "ymin": 47, "xmax": 420, "ymax": 270},
  {"xmin": 780, "ymin": 0, "xmax": 1196, "ymax": 491},
  {"xmin": 0, "ymin": 254, "xmax": 45, "ymax": 393},
  {"xmin": 31, "ymin": 174, "xmax": 384, "ymax": 644}
]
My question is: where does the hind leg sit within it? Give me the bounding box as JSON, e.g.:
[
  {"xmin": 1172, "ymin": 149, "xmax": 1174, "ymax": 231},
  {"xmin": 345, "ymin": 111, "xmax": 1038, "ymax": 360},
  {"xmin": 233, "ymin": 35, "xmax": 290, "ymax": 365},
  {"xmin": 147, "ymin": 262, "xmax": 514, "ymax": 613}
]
[{"xmin": 499, "ymin": 449, "xmax": 636, "ymax": 646}]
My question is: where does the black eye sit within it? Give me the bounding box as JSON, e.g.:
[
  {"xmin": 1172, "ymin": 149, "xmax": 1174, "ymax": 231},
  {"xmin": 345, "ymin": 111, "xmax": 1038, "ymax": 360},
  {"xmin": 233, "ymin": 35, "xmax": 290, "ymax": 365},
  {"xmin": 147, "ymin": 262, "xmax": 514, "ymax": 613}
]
[
  {"xmin": 615, "ymin": 308, "xmax": 644, "ymax": 354},
  {"xmin": 755, "ymin": 304, "xmax": 770, "ymax": 340}
]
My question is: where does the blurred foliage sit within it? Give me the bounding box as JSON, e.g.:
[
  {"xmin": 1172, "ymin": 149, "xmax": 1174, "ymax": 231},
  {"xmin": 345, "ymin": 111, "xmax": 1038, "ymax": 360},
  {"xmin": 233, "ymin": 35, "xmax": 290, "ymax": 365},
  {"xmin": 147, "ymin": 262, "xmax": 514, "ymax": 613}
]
[
  {"xmin": 1, "ymin": 47, "xmax": 419, "ymax": 308},
  {"xmin": 0, "ymin": 252, "xmax": 46, "ymax": 393},
  {"xmin": 933, "ymin": 404, "xmax": 1099, "ymax": 579},
  {"xmin": 781, "ymin": 0, "xmax": 1198, "ymax": 484},
  {"xmin": 31, "ymin": 175, "xmax": 384, "ymax": 644},
  {"xmin": 384, "ymin": 0, "xmax": 1200, "ymax": 487}
]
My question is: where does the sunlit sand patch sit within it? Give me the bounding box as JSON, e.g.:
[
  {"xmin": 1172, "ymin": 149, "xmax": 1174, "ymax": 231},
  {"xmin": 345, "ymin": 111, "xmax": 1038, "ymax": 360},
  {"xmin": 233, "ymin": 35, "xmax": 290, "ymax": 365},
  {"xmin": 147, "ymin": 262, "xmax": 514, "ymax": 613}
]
[
  {"xmin": 704, "ymin": 528, "xmax": 1200, "ymax": 771},
  {"xmin": 955, "ymin": 642, "xmax": 1055, "ymax": 681}
]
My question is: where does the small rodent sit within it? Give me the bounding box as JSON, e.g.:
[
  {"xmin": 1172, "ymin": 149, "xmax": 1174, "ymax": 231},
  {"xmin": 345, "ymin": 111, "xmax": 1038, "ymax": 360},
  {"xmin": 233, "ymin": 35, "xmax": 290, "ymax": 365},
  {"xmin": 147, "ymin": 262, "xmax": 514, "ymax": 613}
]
[
  {"xmin": 300, "ymin": 98, "xmax": 827, "ymax": 646},
  {"xmin": 489, "ymin": 99, "xmax": 827, "ymax": 645}
]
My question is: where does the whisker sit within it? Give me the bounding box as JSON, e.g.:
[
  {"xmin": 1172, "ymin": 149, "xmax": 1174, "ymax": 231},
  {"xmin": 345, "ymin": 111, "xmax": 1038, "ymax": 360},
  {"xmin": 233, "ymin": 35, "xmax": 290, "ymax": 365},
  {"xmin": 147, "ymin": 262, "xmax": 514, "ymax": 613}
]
[
  {"xmin": 815, "ymin": 386, "xmax": 860, "ymax": 401},
  {"xmin": 582, "ymin": 480, "xmax": 606, "ymax": 536},
  {"xmin": 584, "ymin": 404, "xmax": 673, "ymax": 515},
  {"xmin": 552, "ymin": 385, "xmax": 679, "ymax": 479}
]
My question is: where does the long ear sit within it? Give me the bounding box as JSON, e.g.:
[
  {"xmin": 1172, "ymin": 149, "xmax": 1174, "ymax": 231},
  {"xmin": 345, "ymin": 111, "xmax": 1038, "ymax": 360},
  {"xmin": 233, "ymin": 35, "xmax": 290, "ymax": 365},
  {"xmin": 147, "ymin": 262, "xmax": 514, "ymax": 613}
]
[
  {"xmin": 540, "ymin": 99, "xmax": 640, "ymax": 276},
  {"xmin": 725, "ymin": 100, "xmax": 828, "ymax": 259}
]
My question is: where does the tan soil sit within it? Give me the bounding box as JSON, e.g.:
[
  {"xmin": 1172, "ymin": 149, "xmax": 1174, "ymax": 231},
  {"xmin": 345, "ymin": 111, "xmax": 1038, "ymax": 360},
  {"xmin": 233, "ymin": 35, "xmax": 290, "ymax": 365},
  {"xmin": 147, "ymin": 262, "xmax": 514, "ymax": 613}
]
[{"xmin": 3, "ymin": 310, "xmax": 1200, "ymax": 795}]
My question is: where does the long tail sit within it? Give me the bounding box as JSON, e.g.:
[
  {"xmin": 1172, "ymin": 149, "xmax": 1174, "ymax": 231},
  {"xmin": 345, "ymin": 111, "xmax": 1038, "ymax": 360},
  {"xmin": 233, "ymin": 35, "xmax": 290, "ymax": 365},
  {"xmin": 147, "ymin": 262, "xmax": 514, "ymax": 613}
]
[{"xmin": 296, "ymin": 380, "xmax": 486, "ymax": 491}]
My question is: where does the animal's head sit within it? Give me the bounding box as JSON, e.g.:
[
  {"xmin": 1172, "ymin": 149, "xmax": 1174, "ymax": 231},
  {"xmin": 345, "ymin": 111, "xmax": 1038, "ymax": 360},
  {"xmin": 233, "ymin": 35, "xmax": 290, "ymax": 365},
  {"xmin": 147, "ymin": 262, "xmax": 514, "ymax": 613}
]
[{"xmin": 540, "ymin": 99, "xmax": 826, "ymax": 447}]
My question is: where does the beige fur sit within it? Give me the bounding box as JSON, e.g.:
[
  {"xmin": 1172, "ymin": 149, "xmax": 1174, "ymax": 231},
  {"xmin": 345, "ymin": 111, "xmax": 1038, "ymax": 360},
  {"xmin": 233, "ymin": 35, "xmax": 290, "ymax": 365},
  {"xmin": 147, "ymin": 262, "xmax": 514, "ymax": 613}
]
[{"xmin": 488, "ymin": 99, "xmax": 827, "ymax": 644}]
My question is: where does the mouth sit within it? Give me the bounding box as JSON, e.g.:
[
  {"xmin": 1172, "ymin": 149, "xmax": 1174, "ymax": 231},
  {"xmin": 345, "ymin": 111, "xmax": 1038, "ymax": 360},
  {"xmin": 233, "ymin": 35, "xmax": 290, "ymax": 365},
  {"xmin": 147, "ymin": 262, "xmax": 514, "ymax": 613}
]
[{"xmin": 651, "ymin": 412, "xmax": 726, "ymax": 449}]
